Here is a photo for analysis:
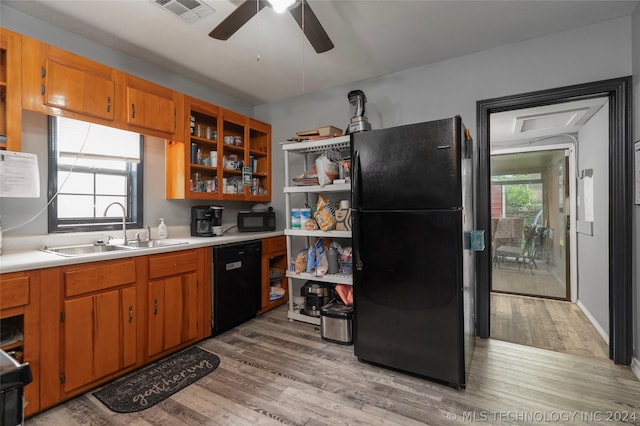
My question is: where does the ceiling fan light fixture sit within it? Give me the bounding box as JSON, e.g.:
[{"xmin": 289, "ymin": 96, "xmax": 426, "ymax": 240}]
[{"xmin": 267, "ymin": 0, "xmax": 295, "ymax": 13}]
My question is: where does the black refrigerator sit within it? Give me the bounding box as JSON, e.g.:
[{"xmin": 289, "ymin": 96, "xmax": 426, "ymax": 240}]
[{"xmin": 351, "ymin": 116, "xmax": 476, "ymax": 388}]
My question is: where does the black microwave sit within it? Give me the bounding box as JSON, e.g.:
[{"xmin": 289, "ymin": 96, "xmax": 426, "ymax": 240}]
[{"xmin": 237, "ymin": 209, "xmax": 276, "ymax": 232}]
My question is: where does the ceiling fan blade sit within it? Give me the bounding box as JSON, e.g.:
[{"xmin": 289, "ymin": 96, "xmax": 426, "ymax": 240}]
[
  {"xmin": 289, "ymin": 0, "xmax": 334, "ymax": 53},
  {"xmin": 209, "ymin": 0, "xmax": 267, "ymax": 40}
]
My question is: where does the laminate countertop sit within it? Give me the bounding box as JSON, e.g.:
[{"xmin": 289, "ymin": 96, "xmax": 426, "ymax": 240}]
[{"xmin": 0, "ymin": 229, "xmax": 284, "ymax": 274}]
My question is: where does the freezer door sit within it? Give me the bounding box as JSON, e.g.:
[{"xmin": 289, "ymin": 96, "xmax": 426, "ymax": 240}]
[
  {"xmin": 352, "ymin": 117, "xmax": 463, "ymax": 210},
  {"xmin": 352, "ymin": 210, "xmax": 465, "ymax": 386}
]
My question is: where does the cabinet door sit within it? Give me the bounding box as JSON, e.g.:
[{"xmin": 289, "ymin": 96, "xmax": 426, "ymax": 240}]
[
  {"xmin": 125, "ymin": 75, "xmax": 177, "ymax": 136},
  {"xmin": 44, "ymin": 59, "xmax": 115, "ymax": 121},
  {"xmin": 63, "ymin": 286, "xmax": 136, "ymax": 393},
  {"xmin": 148, "ymin": 272, "xmax": 198, "ymax": 358}
]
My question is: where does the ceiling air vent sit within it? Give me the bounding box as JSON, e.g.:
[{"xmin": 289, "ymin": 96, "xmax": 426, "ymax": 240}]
[
  {"xmin": 514, "ymin": 108, "xmax": 589, "ymax": 134},
  {"xmin": 152, "ymin": 0, "xmax": 214, "ymax": 23}
]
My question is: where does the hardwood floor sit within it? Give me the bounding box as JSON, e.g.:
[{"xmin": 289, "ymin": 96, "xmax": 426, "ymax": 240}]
[
  {"xmin": 490, "ymin": 292, "xmax": 610, "ymax": 361},
  {"xmin": 491, "ymin": 267, "xmax": 566, "ymax": 299},
  {"xmin": 26, "ymin": 305, "xmax": 640, "ymax": 425}
]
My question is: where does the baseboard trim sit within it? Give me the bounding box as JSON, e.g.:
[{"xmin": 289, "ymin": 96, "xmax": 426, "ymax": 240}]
[
  {"xmin": 631, "ymin": 356, "xmax": 640, "ymax": 381},
  {"xmin": 576, "ymin": 300, "xmax": 610, "ymax": 345}
]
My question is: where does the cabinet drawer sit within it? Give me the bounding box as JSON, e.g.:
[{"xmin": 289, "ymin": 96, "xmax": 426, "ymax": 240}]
[
  {"xmin": 64, "ymin": 260, "xmax": 137, "ymax": 297},
  {"xmin": 263, "ymin": 236, "xmax": 285, "ymax": 254},
  {"xmin": 0, "ymin": 276, "xmax": 30, "ymax": 310},
  {"xmin": 149, "ymin": 250, "xmax": 198, "ymax": 280}
]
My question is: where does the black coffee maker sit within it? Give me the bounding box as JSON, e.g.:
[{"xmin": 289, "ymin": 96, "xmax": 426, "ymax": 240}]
[
  {"xmin": 191, "ymin": 205, "xmax": 223, "ymax": 236},
  {"xmin": 303, "ymin": 282, "xmax": 332, "ymax": 317}
]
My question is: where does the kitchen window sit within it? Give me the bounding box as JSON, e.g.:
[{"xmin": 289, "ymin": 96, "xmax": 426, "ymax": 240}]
[{"xmin": 47, "ymin": 116, "xmax": 143, "ymax": 233}]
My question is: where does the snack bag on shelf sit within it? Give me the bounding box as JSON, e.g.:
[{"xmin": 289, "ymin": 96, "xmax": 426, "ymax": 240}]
[
  {"xmin": 315, "ymin": 151, "xmax": 340, "ymax": 187},
  {"xmin": 314, "ymin": 194, "xmax": 336, "ymax": 231}
]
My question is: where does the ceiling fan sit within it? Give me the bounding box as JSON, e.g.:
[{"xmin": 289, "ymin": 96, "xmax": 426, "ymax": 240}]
[{"xmin": 208, "ymin": 0, "xmax": 334, "ymax": 53}]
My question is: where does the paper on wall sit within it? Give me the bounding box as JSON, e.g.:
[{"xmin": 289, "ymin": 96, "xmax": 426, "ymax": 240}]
[
  {"xmin": 583, "ymin": 175, "xmax": 594, "ymax": 222},
  {"xmin": 0, "ymin": 151, "xmax": 40, "ymax": 198}
]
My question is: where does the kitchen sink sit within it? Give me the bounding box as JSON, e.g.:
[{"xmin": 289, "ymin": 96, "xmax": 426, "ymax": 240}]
[
  {"xmin": 41, "ymin": 243, "xmax": 136, "ymax": 257},
  {"xmin": 123, "ymin": 240, "xmax": 189, "ymax": 249},
  {"xmin": 41, "ymin": 240, "xmax": 189, "ymax": 256}
]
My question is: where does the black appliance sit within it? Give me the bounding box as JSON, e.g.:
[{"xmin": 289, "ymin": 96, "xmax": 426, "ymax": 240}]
[
  {"xmin": 191, "ymin": 205, "xmax": 223, "ymax": 237},
  {"xmin": 1, "ymin": 349, "xmax": 32, "ymax": 426},
  {"xmin": 303, "ymin": 282, "xmax": 331, "ymax": 317},
  {"xmin": 212, "ymin": 241, "xmax": 262, "ymax": 336},
  {"xmin": 237, "ymin": 208, "xmax": 276, "ymax": 232},
  {"xmin": 351, "ymin": 116, "xmax": 476, "ymax": 388}
]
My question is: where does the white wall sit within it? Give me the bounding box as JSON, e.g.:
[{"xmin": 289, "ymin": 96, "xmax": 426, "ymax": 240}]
[{"xmin": 576, "ymin": 105, "xmax": 610, "ymax": 337}]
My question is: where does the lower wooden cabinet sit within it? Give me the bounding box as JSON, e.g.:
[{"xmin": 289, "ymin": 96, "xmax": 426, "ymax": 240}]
[
  {"xmin": 27, "ymin": 247, "xmax": 211, "ymax": 415},
  {"xmin": 60, "ymin": 259, "xmax": 138, "ymax": 394},
  {"xmin": 0, "ymin": 270, "xmax": 40, "ymax": 417},
  {"xmin": 260, "ymin": 236, "xmax": 288, "ymax": 313},
  {"xmin": 147, "ymin": 249, "xmax": 204, "ymax": 359}
]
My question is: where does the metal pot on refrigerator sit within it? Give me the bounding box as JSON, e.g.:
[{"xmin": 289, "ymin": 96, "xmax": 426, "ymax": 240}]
[{"xmin": 304, "ymin": 283, "xmax": 330, "ymax": 317}]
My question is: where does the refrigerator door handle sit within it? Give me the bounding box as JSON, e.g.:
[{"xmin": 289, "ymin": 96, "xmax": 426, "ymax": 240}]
[
  {"xmin": 352, "ymin": 150, "xmax": 363, "ymax": 270},
  {"xmin": 352, "ymin": 150, "xmax": 361, "ymax": 210},
  {"xmin": 353, "ymin": 210, "xmax": 363, "ymax": 271}
]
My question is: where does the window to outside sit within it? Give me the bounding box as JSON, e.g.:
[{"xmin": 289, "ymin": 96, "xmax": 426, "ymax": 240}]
[
  {"xmin": 48, "ymin": 116, "xmax": 143, "ymax": 233},
  {"xmin": 491, "ymin": 173, "xmax": 543, "ymax": 227}
]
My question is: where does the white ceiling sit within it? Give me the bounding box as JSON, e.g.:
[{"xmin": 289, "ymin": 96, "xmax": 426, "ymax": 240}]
[{"xmin": 4, "ymin": 0, "xmax": 638, "ymax": 106}]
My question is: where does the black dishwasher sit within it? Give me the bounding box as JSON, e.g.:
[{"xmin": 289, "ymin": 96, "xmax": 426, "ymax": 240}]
[{"xmin": 212, "ymin": 240, "xmax": 262, "ymax": 336}]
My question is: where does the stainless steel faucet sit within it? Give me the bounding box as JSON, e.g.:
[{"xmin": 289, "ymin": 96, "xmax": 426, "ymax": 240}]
[{"xmin": 103, "ymin": 202, "xmax": 128, "ymax": 244}]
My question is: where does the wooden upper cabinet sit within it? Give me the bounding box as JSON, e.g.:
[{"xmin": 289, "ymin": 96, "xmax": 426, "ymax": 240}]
[
  {"xmin": 22, "ymin": 35, "xmax": 117, "ymax": 125},
  {"xmin": 1, "ymin": 28, "xmax": 22, "ymax": 152},
  {"xmin": 21, "ymin": 34, "xmax": 184, "ymax": 141},
  {"xmin": 166, "ymin": 95, "xmax": 220, "ymax": 200},
  {"xmin": 43, "ymin": 59, "xmax": 115, "ymax": 121},
  {"xmin": 123, "ymin": 74, "xmax": 182, "ymax": 139}
]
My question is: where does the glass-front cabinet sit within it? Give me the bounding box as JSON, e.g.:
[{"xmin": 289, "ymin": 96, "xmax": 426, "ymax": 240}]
[{"xmin": 167, "ymin": 98, "xmax": 271, "ymax": 201}]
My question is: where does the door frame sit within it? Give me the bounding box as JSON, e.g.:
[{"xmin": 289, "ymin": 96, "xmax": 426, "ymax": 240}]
[
  {"xmin": 476, "ymin": 77, "xmax": 633, "ymax": 365},
  {"xmin": 491, "ymin": 144, "xmax": 577, "ymax": 302}
]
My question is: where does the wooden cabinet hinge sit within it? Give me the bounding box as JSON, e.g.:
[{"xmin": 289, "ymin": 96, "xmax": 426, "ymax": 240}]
[
  {"xmin": 59, "ymin": 373, "xmax": 65, "ymax": 384},
  {"xmin": 60, "ymin": 312, "xmax": 65, "ymax": 323}
]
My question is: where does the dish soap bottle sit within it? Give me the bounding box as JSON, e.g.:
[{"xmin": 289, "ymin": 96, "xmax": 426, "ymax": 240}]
[{"xmin": 157, "ymin": 218, "xmax": 168, "ymax": 239}]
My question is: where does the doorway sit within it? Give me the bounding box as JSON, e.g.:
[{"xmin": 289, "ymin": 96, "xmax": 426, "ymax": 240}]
[
  {"xmin": 490, "ymin": 147, "xmax": 571, "ymax": 300},
  {"xmin": 476, "ymin": 77, "xmax": 633, "ymax": 365}
]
